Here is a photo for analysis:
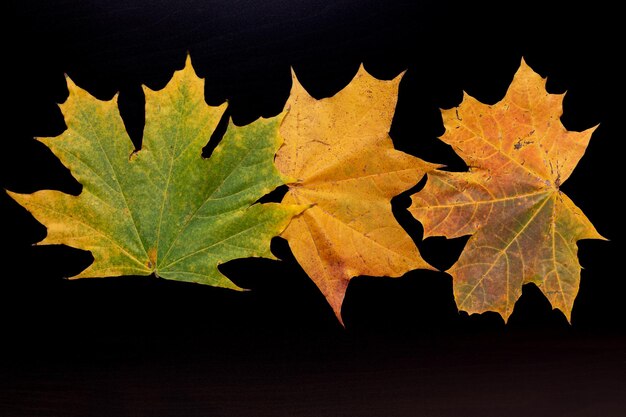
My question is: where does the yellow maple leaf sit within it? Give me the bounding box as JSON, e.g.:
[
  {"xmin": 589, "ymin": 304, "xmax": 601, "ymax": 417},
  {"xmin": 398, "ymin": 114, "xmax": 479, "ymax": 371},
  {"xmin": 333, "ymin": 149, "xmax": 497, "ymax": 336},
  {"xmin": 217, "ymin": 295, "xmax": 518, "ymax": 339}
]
[
  {"xmin": 409, "ymin": 59, "xmax": 605, "ymax": 321},
  {"xmin": 276, "ymin": 66, "xmax": 436, "ymax": 323}
]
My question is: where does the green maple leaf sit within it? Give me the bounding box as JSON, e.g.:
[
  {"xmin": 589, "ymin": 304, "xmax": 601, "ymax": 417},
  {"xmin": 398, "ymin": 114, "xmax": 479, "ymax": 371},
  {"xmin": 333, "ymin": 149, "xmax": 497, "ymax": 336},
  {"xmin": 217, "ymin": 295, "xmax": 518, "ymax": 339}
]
[{"xmin": 8, "ymin": 57, "xmax": 302, "ymax": 288}]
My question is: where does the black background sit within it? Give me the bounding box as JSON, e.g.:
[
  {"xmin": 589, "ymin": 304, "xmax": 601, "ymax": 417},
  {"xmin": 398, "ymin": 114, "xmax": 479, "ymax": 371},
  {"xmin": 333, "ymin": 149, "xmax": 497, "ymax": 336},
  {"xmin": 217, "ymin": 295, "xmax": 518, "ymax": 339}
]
[{"xmin": 2, "ymin": 1, "xmax": 624, "ymax": 416}]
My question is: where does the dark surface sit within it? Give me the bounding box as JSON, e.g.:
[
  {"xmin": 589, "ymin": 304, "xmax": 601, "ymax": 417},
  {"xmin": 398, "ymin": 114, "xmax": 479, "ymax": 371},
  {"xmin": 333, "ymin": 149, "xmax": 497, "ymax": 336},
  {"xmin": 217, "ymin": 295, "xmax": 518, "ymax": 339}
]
[{"xmin": 2, "ymin": 1, "xmax": 625, "ymax": 416}]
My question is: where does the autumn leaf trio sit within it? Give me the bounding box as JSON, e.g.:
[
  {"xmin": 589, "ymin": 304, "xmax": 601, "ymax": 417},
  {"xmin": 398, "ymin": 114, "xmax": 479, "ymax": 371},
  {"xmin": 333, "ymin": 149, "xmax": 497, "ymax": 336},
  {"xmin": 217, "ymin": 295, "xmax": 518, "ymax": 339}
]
[{"xmin": 9, "ymin": 57, "xmax": 603, "ymax": 323}]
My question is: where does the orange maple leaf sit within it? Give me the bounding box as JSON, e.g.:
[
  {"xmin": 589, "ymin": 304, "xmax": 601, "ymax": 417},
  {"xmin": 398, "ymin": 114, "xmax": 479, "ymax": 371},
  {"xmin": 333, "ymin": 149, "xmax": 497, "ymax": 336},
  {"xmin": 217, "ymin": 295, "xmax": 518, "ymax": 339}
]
[
  {"xmin": 410, "ymin": 59, "xmax": 605, "ymax": 321},
  {"xmin": 276, "ymin": 66, "xmax": 436, "ymax": 323}
]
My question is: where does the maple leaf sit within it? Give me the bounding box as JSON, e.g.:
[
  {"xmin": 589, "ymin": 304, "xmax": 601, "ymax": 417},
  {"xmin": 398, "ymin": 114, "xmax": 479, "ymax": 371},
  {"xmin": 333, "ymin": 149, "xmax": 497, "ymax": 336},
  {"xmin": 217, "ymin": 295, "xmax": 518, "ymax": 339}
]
[
  {"xmin": 276, "ymin": 66, "xmax": 436, "ymax": 323},
  {"xmin": 8, "ymin": 57, "xmax": 302, "ymax": 288},
  {"xmin": 409, "ymin": 59, "xmax": 604, "ymax": 321}
]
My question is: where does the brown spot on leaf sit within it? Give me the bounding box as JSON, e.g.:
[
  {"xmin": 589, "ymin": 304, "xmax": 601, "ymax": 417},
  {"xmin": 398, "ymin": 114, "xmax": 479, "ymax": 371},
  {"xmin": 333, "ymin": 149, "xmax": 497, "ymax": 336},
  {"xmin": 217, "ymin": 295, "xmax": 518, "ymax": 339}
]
[
  {"xmin": 147, "ymin": 247, "xmax": 157, "ymax": 269},
  {"xmin": 514, "ymin": 138, "xmax": 534, "ymax": 150}
]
